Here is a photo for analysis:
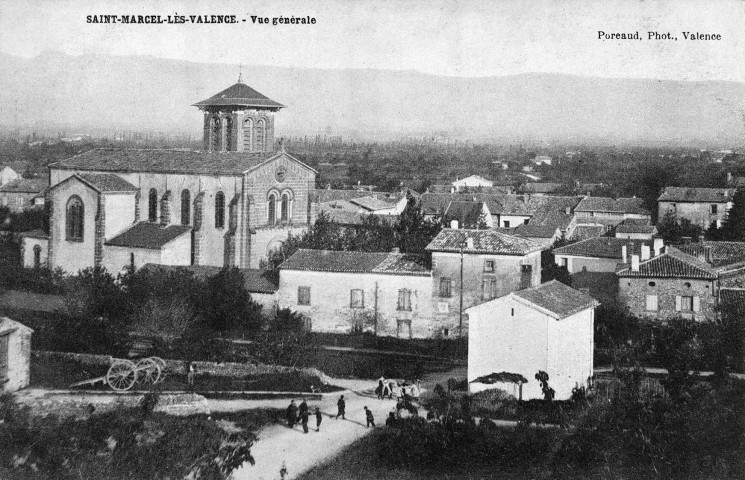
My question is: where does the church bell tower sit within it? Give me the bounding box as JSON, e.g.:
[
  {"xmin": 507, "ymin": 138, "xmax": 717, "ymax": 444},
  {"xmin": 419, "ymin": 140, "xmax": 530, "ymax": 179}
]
[{"xmin": 193, "ymin": 75, "xmax": 285, "ymax": 153}]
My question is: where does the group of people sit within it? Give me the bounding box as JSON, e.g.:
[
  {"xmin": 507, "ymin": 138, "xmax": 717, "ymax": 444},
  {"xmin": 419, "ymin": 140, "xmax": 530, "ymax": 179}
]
[
  {"xmin": 286, "ymin": 398, "xmax": 323, "ymax": 433},
  {"xmin": 375, "ymin": 377, "xmax": 421, "ymax": 401}
]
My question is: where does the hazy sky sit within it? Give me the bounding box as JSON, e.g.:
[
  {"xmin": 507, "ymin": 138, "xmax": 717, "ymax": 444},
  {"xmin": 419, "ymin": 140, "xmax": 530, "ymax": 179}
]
[{"xmin": 1, "ymin": 0, "xmax": 744, "ymax": 81}]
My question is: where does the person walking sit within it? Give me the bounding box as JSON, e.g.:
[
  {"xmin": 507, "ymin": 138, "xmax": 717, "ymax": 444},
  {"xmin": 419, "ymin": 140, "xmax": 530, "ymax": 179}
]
[
  {"xmin": 376, "ymin": 377, "xmax": 385, "ymax": 399},
  {"xmin": 336, "ymin": 395, "xmax": 346, "ymax": 419},
  {"xmin": 385, "ymin": 411, "xmax": 397, "ymax": 427},
  {"xmin": 315, "ymin": 407, "xmax": 323, "ymax": 432},
  {"xmin": 187, "ymin": 363, "xmax": 196, "ymax": 390},
  {"xmin": 364, "ymin": 406, "xmax": 375, "ymax": 428},
  {"xmin": 286, "ymin": 400, "xmax": 298, "ymax": 429},
  {"xmin": 299, "ymin": 398, "xmax": 310, "ymax": 434}
]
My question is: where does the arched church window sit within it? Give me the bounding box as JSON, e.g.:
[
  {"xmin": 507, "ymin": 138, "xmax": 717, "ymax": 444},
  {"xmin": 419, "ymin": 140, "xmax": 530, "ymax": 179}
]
[
  {"xmin": 268, "ymin": 192, "xmax": 277, "ymax": 224},
  {"xmin": 215, "ymin": 191, "xmax": 225, "ymax": 228},
  {"xmin": 225, "ymin": 117, "xmax": 234, "ymax": 151},
  {"xmin": 181, "ymin": 190, "xmax": 191, "ymax": 225},
  {"xmin": 243, "ymin": 118, "xmax": 254, "ymax": 151},
  {"xmin": 256, "ymin": 118, "xmax": 266, "ymax": 151},
  {"xmin": 33, "ymin": 245, "xmax": 42, "ymax": 268},
  {"xmin": 281, "ymin": 193, "xmax": 290, "ymax": 222},
  {"xmin": 66, "ymin": 195, "xmax": 84, "ymax": 241},
  {"xmin": 148, "ymin": 189, "xmax": 158, "ymax": 222},
  {"xmin": 211, "ymin": 116, "xmax": 221, "ymax": 151}
]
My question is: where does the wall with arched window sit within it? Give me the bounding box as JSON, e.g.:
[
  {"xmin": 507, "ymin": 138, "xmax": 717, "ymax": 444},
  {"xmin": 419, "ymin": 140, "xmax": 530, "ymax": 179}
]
[
  {"xmin": 267, "ymin": 190, "xmax": 278, "ymax": 224},
  {"xmin": 280, "ymin": 189, "xmax": 294, "ymax": 223},
  {"xmin": 66, "ymin": 195, "xmax": 84, "ymax": 241},
  {"xmin": 148, "ymin": 188, "xmax": 158, "ymax": 222},
  {"xmin": 243, "ymin": 118, "xmax": 253, "ymax": 151},
  {"xmin": 256, "ymin": 118, "xmax": 266, "ymax": 151},
  {"xmin": 181, "ymin": 189, "xmax": 191, "ymax": 225},
  {"xmin": 211, "ymin": 116, "xmax": 221, "ymax": 151},
  {"xmin": 225, "ymin": 117, "xmax": 234, "ymax": 151},
  {"xmin": 215, "ymin": 191, "xmax": 225, "ymax": 228}
]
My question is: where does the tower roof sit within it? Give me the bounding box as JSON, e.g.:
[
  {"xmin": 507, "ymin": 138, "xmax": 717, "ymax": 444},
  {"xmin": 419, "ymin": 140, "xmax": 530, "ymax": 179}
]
[{"xmin": 193, "ymin": 81, "xmax": 285, "ymax": 110}]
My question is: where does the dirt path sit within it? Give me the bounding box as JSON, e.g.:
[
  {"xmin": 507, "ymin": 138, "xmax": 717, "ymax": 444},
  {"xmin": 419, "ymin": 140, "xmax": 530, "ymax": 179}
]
[{"xmin": 232, "ymin": 369, "xmax": 466, "ymax": 480}]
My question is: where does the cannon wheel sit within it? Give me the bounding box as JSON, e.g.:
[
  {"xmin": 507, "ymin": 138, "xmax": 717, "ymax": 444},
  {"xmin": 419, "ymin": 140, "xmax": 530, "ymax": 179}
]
[
  {"xmin": 106, "ymin": 359, "xmax": 137, "ymax": 392},
  {"xmin": 148, "ymin": 357, "xmax": 168, "ymax": 383},
  {"xmin": 135, "ymin": 357, "xmax": 162, "ymax": 386}
]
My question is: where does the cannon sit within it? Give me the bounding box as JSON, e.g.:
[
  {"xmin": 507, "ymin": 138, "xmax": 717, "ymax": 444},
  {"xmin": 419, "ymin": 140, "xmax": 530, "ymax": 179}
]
[{"xmin": 69, "ymin": 356, "xmax": 168, "ymax": 392}]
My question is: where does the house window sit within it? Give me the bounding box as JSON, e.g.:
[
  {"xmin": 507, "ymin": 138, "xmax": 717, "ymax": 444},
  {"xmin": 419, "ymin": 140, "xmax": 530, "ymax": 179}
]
[
  {"xmin": 439, "ymin": 277, "xmax": 452, "ymax": 297},
  {"xmin": 215, "ymin": 191, "xmax": 225, "ymax": 228},
  {"xmin": 482, "ymin": 278, "xmax": 498, "ymax": 300},
  {"xmin": 511, "ymin": 308, "xmax": 514, "ymax": 317},
  {"xmin": 648, "ymin": 281, "xmax": 656, "ymax": 287},
  {"xmin": 520, "ymin": 265, "xmax": 532, "ymax": 289},
  {"xmin": 645, "ymin": 294, "xmax": 658, "ymax": 311},
  {"xmin": 298, "ymin": 286, "xmax": 311, "ymax": 305},
  {"xmin": 211, "ymin": 116, "xmax": 221, "ymax": 151},
  {"xmin": 16, "ymin": 197, "xmax": 23, "ymax": 207},
  {"xmin": 350, "ymin": 289, "xmax": 364, "ymax": 308},
  {"xmin": 397, "ymin": 319, "xmax": 412, "ymax": 339},
  {"xmin": 148, "ymin": 188, "xmax": 158, "ymax": 222},
  {"xmin": 484, "ymin": 260, "xmax": 495, "ymax": 273},
  {"xmin": 268, "ymin": 192, "xmax": 277, "ymax": 224},
  {"xmin": 397, "ymin": 289, "xmax": 412, "ymax": 311},
  {"xmin": 679, "ymin": 296, "xmax": 694, "ymax": 312},
  {"xmin": 33, "ymin": 245, "xmax": 42, "ymax": 268},
  {"xmin": 560, "ymin": 257, "xmax": 568, "ymax": 268},
  {"xmin": 503, "ymin": 220, "xmax": 510, "ymax": 228},
  {"xmin": 523, "ymin": 219, "xmax": 529, "ymax": 225},
  {"xmin": 65, "ymin": 195, "xmax": 84, "ymax": 241},
  {"xmin": 180, "ymin": 190, "xmax": 190, "ymax": 225},
  {"xmin": 711, "ymin": 204, "xmax": 718, "ymax": 214}
]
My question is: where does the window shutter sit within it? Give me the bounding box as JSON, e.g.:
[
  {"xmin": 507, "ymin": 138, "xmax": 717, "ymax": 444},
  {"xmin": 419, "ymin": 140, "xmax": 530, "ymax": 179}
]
[
  {"xmin": 675, "ymin": 296, "xmax": 681, "ymax": 312},
  {"xmin": 693, "ymin": 296, "xmax": 700, "ymax": 312}
]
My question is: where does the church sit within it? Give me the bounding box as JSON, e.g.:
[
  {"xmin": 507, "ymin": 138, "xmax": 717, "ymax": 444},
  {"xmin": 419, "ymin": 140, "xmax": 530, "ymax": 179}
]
[{"xmin": 22, "ymin": 79, "xmax": 317, "ymax": 274}]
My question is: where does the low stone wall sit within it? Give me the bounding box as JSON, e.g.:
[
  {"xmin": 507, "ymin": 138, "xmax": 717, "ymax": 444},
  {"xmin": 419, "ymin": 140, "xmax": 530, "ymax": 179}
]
[
  {"xmin": 33, "ymin": 350, "xmax": 333, "ymax": 385},
  {"xmin": 15, "ymin": 391, "xmax": 210, "ymax": 418}
]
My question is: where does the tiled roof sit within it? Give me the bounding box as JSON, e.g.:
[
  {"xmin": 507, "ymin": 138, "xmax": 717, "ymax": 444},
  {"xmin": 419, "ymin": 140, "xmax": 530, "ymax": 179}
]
[
  {"xmin": 76, "ymin": 173, "xmax": 137, "ymax": 193},
  {"xmin": 426, "ymin": 228, "xmax": 542, "ymax": 255},
  {"xmin": 444, "ymin": 201, "xmax": 485, "ymax": 226},
  {"xmin": 50, "ymin": 148, "xmax": 288, "ymax": 176},
  {"xmin": 616, "ymin": 247, "xmax": 717, "ymax": 279},
  {"xmin": 570, "ymin": 271, "xmax": 619, "ymax": 305},
  {"xmin": 453, "ymin": 175, "xmax": 492, "ymax": 185},
  {"xmin": 19, "ymin": 229, "xmax": 49, "ymax": 239},
  {"xmin": 350, "ymin": 196, "xmax": 397, "ymax": 211},
  {"xmin": 720, "ymin": 288, "xmax": 745, "ymax": 315},
  {"xmin": 575, "ymin": 196, "xmax": 649, "ymax": 214},
  {"xmin": 0, "ymin": 177, "xmax": 48, "ymax": 193},
  {"xmin": 657, "ymin": 187, "xmax": 733, "ymax": 203},
  {"xmin": 105, "ymin": 222, "xmax": 191, "ymax": 249},
  {"xmin": 192, "ymin": 81, "xmax": 285, "ymax": 109},
  {"xmin": 554, "ymin": 237, "xmax": 652, "ymax": 259},
  {"xmin": 676, "ymin": 241, "xmax": 745, "ymax": 267},
  {"xmin": 513, "ymin": 224, "xmax": 559, "ymax": 238},
  {"xmin": 316, "ymin": 189, "xmax": 404, "ymax": 205},
  {"xmin": 279, "ymin": 249, "xmax": 430, "ymax": 276},
  {"xmin": 521, "ymin": 183, "xmax": 565, "ymax": 194},
  {"xmin": 512, "ymin": 280, "xmax": 600, "ymax": 320},
  {"xmin": 615, "ymin": 224, "xmax": 657, "ymax": 234},
  {"xmin": 140, "ymin": 264, "xmax": 279, "ymax": 293},
  {"xmin": 571, "ymin": 225, "xmax": 605, "ymax": 240}
]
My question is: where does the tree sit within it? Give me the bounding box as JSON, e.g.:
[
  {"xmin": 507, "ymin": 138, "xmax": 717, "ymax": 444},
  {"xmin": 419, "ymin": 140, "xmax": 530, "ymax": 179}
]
[
  {"xmin": 715, "ymin": 187, "xmax": 745, "ymax": 241},
  {"xmin": 130, "ymin": 296, "xmax": 199, "ymax": 350},
  {"xmin": 200, "ymin": 268, "xmax": 264, "ymax": 333},
  {"xmin": 394, "ymin": 196, "xmax": 441, "ymax": 254},
  {"xmin": 542, "ymin": 235, "xmax": 573, "ymax": 286},
  {"xmin": 656, "ymin": 212, "xmax": 702, "ymax": 243}
]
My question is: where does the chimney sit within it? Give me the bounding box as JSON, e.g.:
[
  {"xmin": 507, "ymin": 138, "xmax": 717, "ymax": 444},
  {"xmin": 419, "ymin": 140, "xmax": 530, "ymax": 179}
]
[
  {"xmin": 466, "ymin": 237, "xmax": 474, "ymax": 249},
  {"xmin": 621, "ymin": 245, "xmax": 628, "ymax": 263},
  {"xmin": 565, "ymin": 206, "xmax": 571, "ymax": 215},
  {"xmin": 160, "ymin": 190, "xmax": 172, "ymax": 226},
  {"xmin": 641, "ymin": 244, "xmax": 651, "ymax": 261},
  {"xmin": 702, "ymin": 245, "xmax": 713, "ymax": 264},
  {"xmin": 653, "ymin": 238, "xmax": 663, "ymax": 256},
  {"xmin": 391, "ymin": 247, "xmax": 400, "ymax": 254},
  {"xmin": 450, "ymin": 219, "xmax": 459, "ymax": 229},
  {"xmin": 631, "ymin": 254, "xmax": 640, "ymax": 272}
]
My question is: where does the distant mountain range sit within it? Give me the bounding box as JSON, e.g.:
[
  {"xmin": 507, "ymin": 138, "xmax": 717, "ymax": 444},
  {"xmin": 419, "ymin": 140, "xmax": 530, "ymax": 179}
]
[{"xmin": 1, "ymin": 51, "xmax": 744, "ymax": 146}]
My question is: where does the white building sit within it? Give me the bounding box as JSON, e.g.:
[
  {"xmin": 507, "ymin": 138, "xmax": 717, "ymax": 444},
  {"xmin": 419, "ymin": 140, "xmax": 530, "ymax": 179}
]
[
  {"xmin": 452, "ymin": 175, "xmax": 493, "ymax": 188},
  {"xmin": 466, "ymin": 280, "xmax": 598, "ymax": 400},
  {"xmin": 0, "ymin": 317, "xmax": 33, "ymax": 393}
]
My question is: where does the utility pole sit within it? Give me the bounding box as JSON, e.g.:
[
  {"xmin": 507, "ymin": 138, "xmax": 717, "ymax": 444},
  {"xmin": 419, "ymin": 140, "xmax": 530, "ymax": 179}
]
[{"xmin": 459, "ymin": 240, "xmax": 466, "ymax": 340}]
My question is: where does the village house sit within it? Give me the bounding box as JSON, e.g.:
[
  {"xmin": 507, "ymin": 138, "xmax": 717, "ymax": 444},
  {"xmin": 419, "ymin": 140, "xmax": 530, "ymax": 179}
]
[
  {"xmin": 573, "ymin": 196, "xmax": 651, "ymax": 227},
  {"xmin": 657, "ymin": 187, "xmax": 734, "ymax": 229},
  {"xmin": 616, "ymin": 242, "xmax": 745, "ymax": 322},
  {"xmin": 0, "ymin": 317, "xmax": 33, "ymax": 393},
  {"xmin": 426, "ymin": 228, "xmax": 544, "ymax": 335},
  {"xmin": 614, "ymin": 219, "xmax": 657, "ymax": 240},
  {"xmin": 467, "ymin": 280, "xmax": 598, "ymax": 400},
  {"xmin": 452, "ymin": 174, "xmax": 493, "ymax": 188},
  {"xmin": 21, "ymin": 79, "xmax": 318, "ymax": 274},
  {"xmin": 276, "ymin": 249, "xmax": 435, "ymax": 338},
  {"xmin": 553, "ymin": 236, "xmax": 660, "ymax": 274},
  {"xmin": 442, "ymin": 201, "xmax": 493, "ymax": 229},
  {"xmin": 0, "ymin": 165, "xmax": 20, "ymax": 186},
  {"xmin": 0, "ymin": 176, "xmax": 48, "ymax": 212}
]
